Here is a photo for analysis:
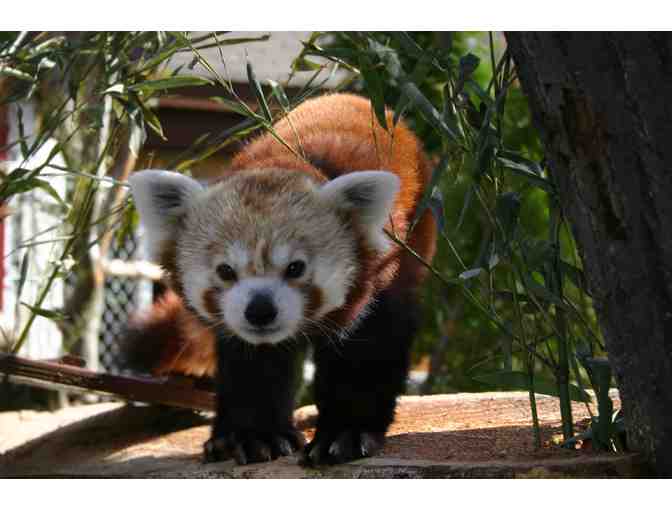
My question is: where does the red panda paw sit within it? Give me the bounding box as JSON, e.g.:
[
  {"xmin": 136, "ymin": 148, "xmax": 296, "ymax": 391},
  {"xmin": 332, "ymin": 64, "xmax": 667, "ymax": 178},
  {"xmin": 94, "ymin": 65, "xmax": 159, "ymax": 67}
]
[
  {"xmin": 300, "ymin": 429, "xmax": 385, "ymax": 466},
  {"xmin": 203, "ymin": 428, "xmax": 305, "ymax": 465}
]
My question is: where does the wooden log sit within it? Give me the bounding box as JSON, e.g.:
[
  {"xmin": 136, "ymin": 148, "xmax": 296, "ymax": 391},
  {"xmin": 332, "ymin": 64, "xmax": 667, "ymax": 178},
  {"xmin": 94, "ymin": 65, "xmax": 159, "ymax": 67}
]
[{"xmin": 0, "ymin": 354, "xmax": 215, "ymax": 412}]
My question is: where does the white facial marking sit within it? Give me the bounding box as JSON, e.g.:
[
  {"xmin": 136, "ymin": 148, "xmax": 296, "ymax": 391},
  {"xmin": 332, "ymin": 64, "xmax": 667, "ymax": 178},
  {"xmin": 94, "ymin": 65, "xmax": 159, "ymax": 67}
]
[
  {"xmin": 313, "ymin": 260, "xmax": 353, "ymax": 317},
  {"xmin": 253, "ymin": 239, "xmax": 267, "ymax": 274},
  {"xmin": 271, "ymin": 243, "xmax": 291, "ymax": 268},
  {"xmin": 182, "ymin": 267, "xmax": 214, "ymax": 321},
  {"xmin": 227, "ymin": 241, "xmax": 250, "ymax": 271},
  {"xmin": 222, "ymin": 277, "xmax": 304, "ymax": 345}
]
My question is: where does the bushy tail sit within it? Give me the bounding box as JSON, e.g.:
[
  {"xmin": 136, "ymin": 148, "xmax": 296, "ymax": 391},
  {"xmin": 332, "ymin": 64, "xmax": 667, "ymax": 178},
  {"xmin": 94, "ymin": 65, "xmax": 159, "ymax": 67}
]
[{"xmin": 120, "ymin": 290, "xmax": 217, "ymax": 378}]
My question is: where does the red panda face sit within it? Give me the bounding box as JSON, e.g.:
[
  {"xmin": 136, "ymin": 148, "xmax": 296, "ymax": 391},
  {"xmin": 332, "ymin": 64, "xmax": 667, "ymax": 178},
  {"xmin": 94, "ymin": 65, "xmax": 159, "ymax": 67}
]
[
  {"xmin": 129, "ymin": 168, "xmax": 399, "ymax": 345},
  {"xmin": 194, "ymin": 242, "xmax": 317, "ymax": 345}
]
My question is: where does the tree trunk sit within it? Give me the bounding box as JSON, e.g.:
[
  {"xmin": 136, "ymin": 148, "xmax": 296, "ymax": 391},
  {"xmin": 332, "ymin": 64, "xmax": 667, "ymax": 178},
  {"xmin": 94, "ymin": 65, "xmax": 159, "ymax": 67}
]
[{"xmin": 505, "ymin": 32, "xmax": 672, "ymax": 475}]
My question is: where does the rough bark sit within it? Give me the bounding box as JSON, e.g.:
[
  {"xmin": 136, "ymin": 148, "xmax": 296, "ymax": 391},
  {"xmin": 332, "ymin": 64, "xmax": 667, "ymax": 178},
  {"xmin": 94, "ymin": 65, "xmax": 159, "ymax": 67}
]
[{"xmin": 505, "ymin": 32, "xmax": 672, "ymax": 475}]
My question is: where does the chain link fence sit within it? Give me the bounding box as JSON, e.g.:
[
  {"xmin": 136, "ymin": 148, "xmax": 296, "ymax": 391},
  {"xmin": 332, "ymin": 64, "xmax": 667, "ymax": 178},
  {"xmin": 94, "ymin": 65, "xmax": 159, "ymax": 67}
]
[{"xmin": 100, "ymin": 234, "xmax": 141, "ymax": 373}]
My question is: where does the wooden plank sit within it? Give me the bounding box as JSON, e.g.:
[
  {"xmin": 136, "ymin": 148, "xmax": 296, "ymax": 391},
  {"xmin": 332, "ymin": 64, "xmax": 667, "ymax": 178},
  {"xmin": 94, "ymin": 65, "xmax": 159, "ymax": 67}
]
[{"xmin": 0, "ymin": 354, "xmax": 215, "ymax": 412}]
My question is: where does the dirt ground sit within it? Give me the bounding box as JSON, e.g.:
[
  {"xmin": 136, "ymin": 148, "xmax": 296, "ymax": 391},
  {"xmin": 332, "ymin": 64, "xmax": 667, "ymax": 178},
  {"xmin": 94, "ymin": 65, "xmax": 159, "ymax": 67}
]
[
  {"xmin": 297, "ymin": 392, "xmax": 614, "ymax": 462},
  {"xmin": 0, "ymin": 392, "xmax": 640, "ymax": 478}
]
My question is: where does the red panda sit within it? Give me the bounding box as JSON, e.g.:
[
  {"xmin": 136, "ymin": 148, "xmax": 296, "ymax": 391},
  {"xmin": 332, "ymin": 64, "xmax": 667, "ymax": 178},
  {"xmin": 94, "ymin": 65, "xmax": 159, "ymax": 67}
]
[{"xmin": 126, "ymin": 93, "xmax": 436, "ymax": 466}]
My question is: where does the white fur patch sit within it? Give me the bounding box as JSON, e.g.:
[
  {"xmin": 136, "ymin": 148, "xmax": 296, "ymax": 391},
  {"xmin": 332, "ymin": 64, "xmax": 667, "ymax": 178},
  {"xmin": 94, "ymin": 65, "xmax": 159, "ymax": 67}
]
[
  {"xmin": 312, "ymin": 261, "xmax": 351, "ymax": 317},
  {"xmin": 270, "ymin": 243, "xmax": 292, "ymax": 268},
  {"xmin": 128, "ymin": 170, "xmax": 204, "ymax": 261},
  {"xmin": 222, "ymin": 277, "xmax": 304, "ymax": 345},
  {"xmin": 317, "ymin": 170, "xmax": 399, "ymax": 253},
  {"xmin": 181, "ymin": 260, "xmax": 216, "ymax": 322},
  {"xmin": 227, "ymin": 241, "xmax": 250, "ymax": 271}
]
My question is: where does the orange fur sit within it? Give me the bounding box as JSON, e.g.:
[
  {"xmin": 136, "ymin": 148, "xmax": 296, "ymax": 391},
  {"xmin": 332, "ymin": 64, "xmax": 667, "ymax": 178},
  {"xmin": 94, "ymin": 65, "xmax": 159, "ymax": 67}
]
[
  {"xmin": 127, "ymin": 93, "xmax": 436, "ymax": 378},
  {"xmin": 125, "ymin": 290, "xmax": 217, "ymax": 378}
]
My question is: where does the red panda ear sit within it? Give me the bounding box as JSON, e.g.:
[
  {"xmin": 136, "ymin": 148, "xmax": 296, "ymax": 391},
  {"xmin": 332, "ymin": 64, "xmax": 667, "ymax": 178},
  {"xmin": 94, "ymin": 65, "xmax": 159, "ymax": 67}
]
[
  {"xmin": 317, "ymin": 171, "xmax": 400, "ymax": 253},
  {"xmin": 128, "ymin": 170, "xmax": 204, "ymax": 262}
]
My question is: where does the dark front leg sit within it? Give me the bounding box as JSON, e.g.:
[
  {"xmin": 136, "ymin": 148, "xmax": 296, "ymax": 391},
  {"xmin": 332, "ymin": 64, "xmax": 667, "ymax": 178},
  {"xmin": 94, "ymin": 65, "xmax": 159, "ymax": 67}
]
[
  {"xmin": 204, "ymin": 338, "xmax": 304, "ymax": 465},
  {"xmin": 303, "ymin": 290, "xmax": 419, "ymax": 466}
]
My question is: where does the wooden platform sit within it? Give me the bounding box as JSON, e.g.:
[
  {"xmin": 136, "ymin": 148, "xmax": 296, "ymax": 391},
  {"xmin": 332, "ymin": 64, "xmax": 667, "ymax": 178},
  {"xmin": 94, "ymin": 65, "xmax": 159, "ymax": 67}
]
[{"xmin": 0, "ymin": 393, "xmax": 644, "ymax": 478}]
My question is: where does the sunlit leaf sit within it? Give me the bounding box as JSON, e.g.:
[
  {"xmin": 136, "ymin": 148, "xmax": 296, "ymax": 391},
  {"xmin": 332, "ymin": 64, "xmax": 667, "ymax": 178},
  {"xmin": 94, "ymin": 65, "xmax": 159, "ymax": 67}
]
[
  {"xmin": 267, "ymin": 79, "xmax": 290, "ymax": 111},
  {"xmin": 358, "ymin": 55, "xmax": 388, "ymax": 130},
  {"xmin": 140, "ymin": 103, "xmax": 165, "ymax": 140},
  {"xmin": 20, "ymin": 302, "xmax": 65, "ymax": 321},
  {"xmin": 460, "ymin": 268, "xmax": 484, "ymax": 280},
  {"xmin": 0, "ymin": 65, "xmax": 33, "ymax": 81},
  {"xmin": 127, "ymin": 75, "xmax": 213, "ymax": 94},
  {"xmin": 247, "ymin": 59, "xmax": 273, "ymax": 123},
  {"xmin": 16, "ymin": 252, "xmax": 29, "ymax": 300}
]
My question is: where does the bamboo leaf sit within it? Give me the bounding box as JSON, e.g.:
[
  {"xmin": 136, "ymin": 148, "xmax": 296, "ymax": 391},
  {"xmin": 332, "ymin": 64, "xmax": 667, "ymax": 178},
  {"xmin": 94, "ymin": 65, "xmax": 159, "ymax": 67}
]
[
  {"xmin": 103, "ymin": 83, "xmax": 126, "ymax": 96},
  {"xmin": 30, "ymin": 178, "xmax": 68, "ymax": 210},
  {"xmin": 16, "ymin": 252, "xmax": 29, "ymax": 301},
  {"xmin": 559, "ymin": 260, "xmax": 591, "ymax": 296},
  {"xmin": 140, "ymin": 103, "xmax": 165, "ymax": 140},
  {"xmin": 410, "ymin": 156, "xmax": 450, "ymax": 233},
  {"xmin": 400, "ymin": 81, "xmax": 460, "ymax": 143},
  {"xmin": 358, "ymin": 55, "xmax": 388, "ymax": 131},
  {"xmin": 499, "ymin": 161, "xmax": 555, "ymax": 193},
  {"xmin": 127, "ymin": 75, "xmax": 213, "ymax": 94},
  {"xmin": 186, "ymin": 33, "xmax": 270, "ymax": 51},
  {"xmin": 267, "ymin": 79, "xmax": 290, "ymax": 111},
  {"xmin": 497, "ymin": 153, "xmax": 555, "ymax": 193},
  {"xmin": 20, "ymin": 302, "xmax": 65, "ymax": 321},
  {"xmin": 209, "ymin": 97, "xmax": 252, "ymax": 116},
  {"xmin": 497, "ymin": 150, "xmax": 543, "ymax": 175},
  {"xmin": 0, "ymin": 65, "xmax": 34, "ymax": 81},
  {"xmin": 246, "ymin": 59, "xmax": 273, "ymax": 123},
  {"xmin": 522, "ymin": 273, "xmax": 567, "ymax": 309},
  {"xmin": 426, "ymin": 187, "xmax": 447, "ymax": 235},
  {"xmin": 292, "ymin": 56, "xmax": 323, "ymax": 72},
  {"xmin": 465, "ymin": 79, "xmax": 493, "ymax": 106},
  {"xmin": 495, "ymin": 191, "xmax": 521, "ymax": 245},
  {"xmin": 16, "ymin": 106, "xmax": 28, "ymax": 160},
  {"xmin": 522, "ymin": 238, "xmax": 555, "ymax": 270},
  {"xmin": 459, "ymin": 268, "xmax": 484, "ymax": 280},
  {"xmin": 1, "ymin": 170, "xmax": 66, "ymax": 211},
  {"xmin": 455, "ymin": 183, "xmax": 475, "ymax": 233}
]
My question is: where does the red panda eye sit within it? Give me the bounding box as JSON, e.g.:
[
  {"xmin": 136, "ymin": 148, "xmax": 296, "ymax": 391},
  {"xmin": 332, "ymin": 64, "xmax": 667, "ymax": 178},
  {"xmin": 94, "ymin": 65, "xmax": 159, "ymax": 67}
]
[
  {"xmin": 216, "ymin": 263, "xmax": 237, "ymax": 282},
  {"xmin": 284, "ymin": 260, "xmax": 306, "ymax": 279}
]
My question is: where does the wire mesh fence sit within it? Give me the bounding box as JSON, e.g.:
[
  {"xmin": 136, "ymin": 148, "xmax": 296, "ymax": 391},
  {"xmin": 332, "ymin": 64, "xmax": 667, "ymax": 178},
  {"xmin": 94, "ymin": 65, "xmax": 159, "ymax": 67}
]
[{"xmin": 99, "ymin": 234, "xmax": 152, "ymax": 373}]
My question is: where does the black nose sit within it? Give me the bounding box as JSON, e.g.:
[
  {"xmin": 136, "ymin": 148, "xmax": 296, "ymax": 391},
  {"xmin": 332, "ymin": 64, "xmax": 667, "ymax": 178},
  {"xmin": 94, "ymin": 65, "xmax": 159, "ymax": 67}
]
[{"xmin": 245, "ymin": 293, "xmax": 278, "ymax": 327}]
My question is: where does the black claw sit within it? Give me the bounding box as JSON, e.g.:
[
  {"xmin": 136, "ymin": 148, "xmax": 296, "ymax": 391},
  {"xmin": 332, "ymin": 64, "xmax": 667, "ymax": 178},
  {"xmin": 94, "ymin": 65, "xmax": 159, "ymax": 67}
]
[
  {"xmin": 359, "ymin": 432, "xmax": 384, "ymax": 458},
  {"xmin": 274, "ymin": 437, "xmax": 294, "ymax": 457},
  {"xmin": 204, "ymin": 428, "xmax": 303, "ymax": 465},
  {"xmin": 248, "ymin": 440, "xmax": 272, "ymax": 463},
  {"xmin": 232, "ymin": 441, "xmax": 248, "ymax": 465},
  {"xmin": 300, "ymin": 430, "xmax": 385, "ymax": 466},
  {"xmin": 203, "ymin": 437, "xmax": 230, "ymax": 463},
  {"xmin": 328, "ymin": 431, "xmax": 355, "ymax": 463}
]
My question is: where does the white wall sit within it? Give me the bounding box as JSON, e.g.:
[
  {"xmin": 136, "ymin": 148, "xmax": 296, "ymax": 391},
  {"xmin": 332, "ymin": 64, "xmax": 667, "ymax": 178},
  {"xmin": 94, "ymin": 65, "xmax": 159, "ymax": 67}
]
[{"xmin": 1, "ymin": 101, "xmax": 66, "ymax": 359}]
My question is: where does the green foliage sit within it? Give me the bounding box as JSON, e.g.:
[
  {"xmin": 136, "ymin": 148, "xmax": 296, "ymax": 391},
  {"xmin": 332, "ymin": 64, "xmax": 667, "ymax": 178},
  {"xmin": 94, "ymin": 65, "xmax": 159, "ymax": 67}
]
[
  {"xmin": 299, "ymin": 31, "xmax": 604, "ymax": 443},
  {"xmin": 0, "ymin": 32, "xmax": 266, "ymax": 355},
  {"xmin": 562, "ymin": 355, "xmax": 624, "ymax": 452}
]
